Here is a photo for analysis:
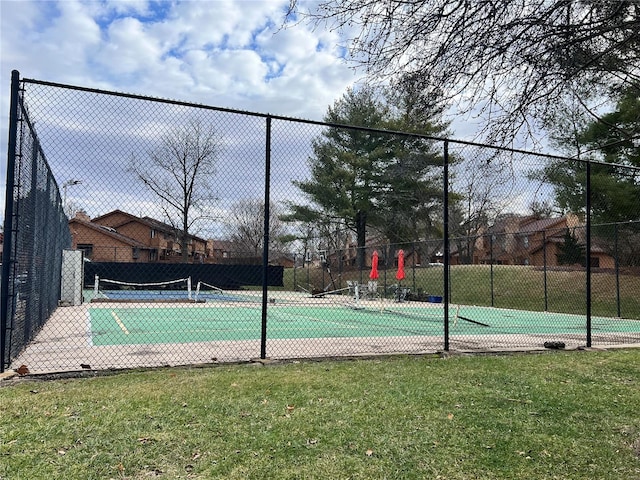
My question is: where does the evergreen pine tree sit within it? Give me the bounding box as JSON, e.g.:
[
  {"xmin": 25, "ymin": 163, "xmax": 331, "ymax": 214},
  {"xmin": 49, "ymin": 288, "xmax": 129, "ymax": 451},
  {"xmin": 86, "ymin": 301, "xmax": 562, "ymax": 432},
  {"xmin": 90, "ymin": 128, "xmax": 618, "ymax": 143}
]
[{"xmin": 556, "ymin": 229, "xmax": 586, "ymax": 266}]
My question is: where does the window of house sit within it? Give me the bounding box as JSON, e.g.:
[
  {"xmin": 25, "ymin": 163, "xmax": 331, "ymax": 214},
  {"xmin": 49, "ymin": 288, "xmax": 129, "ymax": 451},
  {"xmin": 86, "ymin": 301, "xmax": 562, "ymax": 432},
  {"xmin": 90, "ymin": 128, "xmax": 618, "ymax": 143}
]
[
  {"xmin": 150, "ymin": 229, "xmax": 156, "ymax": 239},
  {"xmin": 149, "ymin": 249, "xmax": 158, "ymax": 261},
  {"xmin": 591, "ymin": 257, "xmax": 600, "ymax": 268},
  {"xmin": 77, "ymin": 244, "xmax": 93, "ymax": 260}
]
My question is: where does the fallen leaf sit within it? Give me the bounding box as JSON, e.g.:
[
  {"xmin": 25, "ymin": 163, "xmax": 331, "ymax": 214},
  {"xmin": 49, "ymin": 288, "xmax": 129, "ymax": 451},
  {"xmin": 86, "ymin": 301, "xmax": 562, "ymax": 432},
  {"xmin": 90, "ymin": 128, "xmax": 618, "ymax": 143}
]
[
  {"xmin": 286, "ymin": 404, "xmax": 295, "ymax": 412},
  {"xmin": 365, "ymin": 449, "xmax": 374, "ymax": 457},
  {"xmin": 447, "ymin": 413, "xmax": 454, "ymax": 420},
  {"xmin": 16, "ymin": 365, "xmax": 29, "ymax": 375}
]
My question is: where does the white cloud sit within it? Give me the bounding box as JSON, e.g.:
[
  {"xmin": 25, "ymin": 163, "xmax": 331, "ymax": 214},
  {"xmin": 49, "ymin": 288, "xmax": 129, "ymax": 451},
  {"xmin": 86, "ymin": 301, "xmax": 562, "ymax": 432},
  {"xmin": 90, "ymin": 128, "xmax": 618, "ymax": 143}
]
[
  {"xmin": 1, "ymin": 0, "xmax": 359, "ymax": 112},
  {"xmin": 0, "ymin": 0, "xmax": 364, "ymax": 220},
  {"xmin": 97, "ymin": 17, "xmax": 164, "ymax": 74}
]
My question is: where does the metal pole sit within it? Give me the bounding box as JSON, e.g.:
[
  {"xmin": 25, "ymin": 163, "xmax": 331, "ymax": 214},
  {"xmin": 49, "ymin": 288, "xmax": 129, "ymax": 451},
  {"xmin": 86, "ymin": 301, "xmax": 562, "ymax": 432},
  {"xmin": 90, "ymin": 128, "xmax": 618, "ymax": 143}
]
[
  {"xmin": 383, "ymin": 246, "xmax": 387, "ymax": 300},
  {"xmin": 443, "ymin": 141, "xmax": 450, "ymax": 351},
  {"xmin": 293, "ymin": 254, "xmax": 297, "ymax": 292},
  {"xmin": 586, "ymin": 161, "xmax": 592, "ymax": 347},
  {"xmin": 543, "ymin": 230, "xmax": 548, "ymax": 311},
  {"xmin": 614, "ymin": 223, "xmax": 621, "ymax": 318},
  {"xmin": 1, "ymin": 70, "xmax": 21, "ymax": 373},
  {"xmin": 489, "ymin": 234, "xmax": 494, "ymax": 307},
  {"xmin": 412, "ymin": 242, "xmax": 416, "ymax": 294},
  {"xmin": 260, "ymin": 116, "xmax": 272, "ymax": 359}
]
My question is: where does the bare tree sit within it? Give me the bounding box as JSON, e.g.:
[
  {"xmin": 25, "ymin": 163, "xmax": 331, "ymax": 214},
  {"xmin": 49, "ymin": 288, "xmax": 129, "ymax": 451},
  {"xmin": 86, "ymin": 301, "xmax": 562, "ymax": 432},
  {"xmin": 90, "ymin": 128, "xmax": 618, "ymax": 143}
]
[
  {"xmin": 288, "ymin": 1, "xmax": 640, "ymax": 144},
  {"xmin": 225, "ymin": 199, "xmax": 289, "ymax": 258},
  {"xmin": 130, "ymin": 118, "xmax": 221, "ymax": 262}
]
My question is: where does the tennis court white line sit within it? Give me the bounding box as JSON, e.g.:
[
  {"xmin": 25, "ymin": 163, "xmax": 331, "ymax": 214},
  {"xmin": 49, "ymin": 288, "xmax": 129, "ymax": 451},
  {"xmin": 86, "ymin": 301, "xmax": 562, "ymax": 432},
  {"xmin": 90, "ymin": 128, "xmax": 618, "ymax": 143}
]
[
  {"xmin": 85, "ymin": 308, "xmax": 94, "ymax": 347},
  {"xmin": 112, "ymin": 311, "xmax": 130, "ymax": 335}
]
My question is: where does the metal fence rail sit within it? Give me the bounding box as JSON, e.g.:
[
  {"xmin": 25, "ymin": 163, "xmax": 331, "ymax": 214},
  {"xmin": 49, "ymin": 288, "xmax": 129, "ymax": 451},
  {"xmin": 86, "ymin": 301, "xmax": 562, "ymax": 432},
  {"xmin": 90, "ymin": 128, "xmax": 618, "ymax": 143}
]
[{"xmin": 2, "ymin": 70, "xmax": 639, "ymax": 373}]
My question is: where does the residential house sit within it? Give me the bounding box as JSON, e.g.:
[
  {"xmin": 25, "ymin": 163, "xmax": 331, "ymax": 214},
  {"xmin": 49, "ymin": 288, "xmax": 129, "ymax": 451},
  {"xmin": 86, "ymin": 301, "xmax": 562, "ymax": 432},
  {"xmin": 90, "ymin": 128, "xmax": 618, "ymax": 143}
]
[
  {"xmin": 207, "ymin": 239, "xmax": 238, "ymax": 263},
  {"xmin": 467, "ymin": 214, "xmax": 615, "ymax": 268},
  {"xmin": 70, "ymin": 209, "xmax": 208, "ymax": 263}
]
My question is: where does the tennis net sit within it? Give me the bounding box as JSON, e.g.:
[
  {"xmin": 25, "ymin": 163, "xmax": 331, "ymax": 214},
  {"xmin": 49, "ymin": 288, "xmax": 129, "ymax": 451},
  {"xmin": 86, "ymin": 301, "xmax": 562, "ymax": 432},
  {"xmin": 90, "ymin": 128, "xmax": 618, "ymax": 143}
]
[
  {"xmin": 193, "ymin": 281, "xmax": 264, "ymax": 304},
  {"xmin": 91, "ymin": 276, "xmax": 193, "ymax": 302}
]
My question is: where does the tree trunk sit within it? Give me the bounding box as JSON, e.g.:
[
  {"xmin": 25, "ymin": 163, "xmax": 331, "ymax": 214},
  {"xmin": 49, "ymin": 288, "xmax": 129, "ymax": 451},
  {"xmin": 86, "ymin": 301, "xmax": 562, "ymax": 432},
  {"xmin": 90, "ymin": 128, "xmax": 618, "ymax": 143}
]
[{"xmin": 181, "ymin": 229, "xmax": 189, "ymax": 263}]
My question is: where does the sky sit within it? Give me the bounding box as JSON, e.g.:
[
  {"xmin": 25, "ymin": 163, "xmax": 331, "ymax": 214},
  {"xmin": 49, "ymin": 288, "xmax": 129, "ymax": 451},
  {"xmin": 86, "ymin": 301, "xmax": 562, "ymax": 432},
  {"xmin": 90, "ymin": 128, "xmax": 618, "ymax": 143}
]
[
  {"xmin": 0, "ymin": 0, "xmax": 371, "ymax": 227},
  {"xmin": 1, "ymin": 0, "xmax": 362, "ymax": 119},
  {"xmin": 0, "ymin": 0, "xmax": 524, "ymax": 237}
]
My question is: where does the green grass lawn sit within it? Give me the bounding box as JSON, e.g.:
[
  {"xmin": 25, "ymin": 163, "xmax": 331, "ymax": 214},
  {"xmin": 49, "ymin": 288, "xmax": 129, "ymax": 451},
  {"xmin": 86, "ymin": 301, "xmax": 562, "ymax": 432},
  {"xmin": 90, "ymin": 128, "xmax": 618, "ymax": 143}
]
[{"xmin": 2, "ymin": 350, "xmax": 639, "ymax": 479}]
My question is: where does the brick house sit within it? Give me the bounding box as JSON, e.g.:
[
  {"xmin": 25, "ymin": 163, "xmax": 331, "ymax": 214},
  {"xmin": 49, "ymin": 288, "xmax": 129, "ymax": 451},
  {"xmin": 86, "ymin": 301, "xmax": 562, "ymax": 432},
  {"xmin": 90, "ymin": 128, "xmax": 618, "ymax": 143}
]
[
  {"xmin": 70, "ymin": 210, "xmax": 208, "ymax": 263},
  {"xmin": 467, "ymin": 214, "xmax": 615, "ymax": 268},
  {"xmin": 207, "ymin": 240, "xmax": 238, "ymax": 263}
]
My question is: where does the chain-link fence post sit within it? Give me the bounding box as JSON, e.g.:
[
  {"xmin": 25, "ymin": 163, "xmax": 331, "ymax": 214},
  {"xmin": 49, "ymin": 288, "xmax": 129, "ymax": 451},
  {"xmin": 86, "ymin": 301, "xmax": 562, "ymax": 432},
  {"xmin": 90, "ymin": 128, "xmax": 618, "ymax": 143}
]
[
  {"xmin": 586, "ymin": 161, "xmax": 592, "ymax": 347},
  {"xmin": 443, "ymin": 140, "xmax": 450, "ymax": 352},
  {"xmin": 260, "ymin": 116, "xmax": 272, "ymax": 359},
  {"xmin": 1, "ymin": 70, "xmax": 21, "ymax": 372}
]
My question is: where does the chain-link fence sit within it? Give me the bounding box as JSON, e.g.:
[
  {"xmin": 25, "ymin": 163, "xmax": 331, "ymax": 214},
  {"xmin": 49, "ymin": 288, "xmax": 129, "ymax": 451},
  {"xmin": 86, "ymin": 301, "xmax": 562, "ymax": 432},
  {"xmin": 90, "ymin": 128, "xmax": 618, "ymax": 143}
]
[
  {"xmin": 1, "ymin": 72, "xmax": 72, "ymax": 370},
  {"xmin": 2, "ymin": 71, "xmax": 639, "ymax": 373}
]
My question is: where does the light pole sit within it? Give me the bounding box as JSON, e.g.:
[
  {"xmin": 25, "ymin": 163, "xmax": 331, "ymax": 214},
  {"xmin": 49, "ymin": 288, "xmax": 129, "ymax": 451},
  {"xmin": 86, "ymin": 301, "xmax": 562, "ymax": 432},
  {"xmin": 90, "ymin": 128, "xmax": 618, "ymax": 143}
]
[{"xmin": 62, "ymin": 179, "xmax": 82, "ymax": 216}]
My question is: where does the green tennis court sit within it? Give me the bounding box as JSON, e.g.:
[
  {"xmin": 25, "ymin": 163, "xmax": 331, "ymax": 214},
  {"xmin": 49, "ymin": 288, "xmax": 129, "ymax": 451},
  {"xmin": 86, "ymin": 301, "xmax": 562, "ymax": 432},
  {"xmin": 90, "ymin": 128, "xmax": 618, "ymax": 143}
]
[{"xmin": 88, "ymin": 303, "xmax": 640, "ymax": 346}]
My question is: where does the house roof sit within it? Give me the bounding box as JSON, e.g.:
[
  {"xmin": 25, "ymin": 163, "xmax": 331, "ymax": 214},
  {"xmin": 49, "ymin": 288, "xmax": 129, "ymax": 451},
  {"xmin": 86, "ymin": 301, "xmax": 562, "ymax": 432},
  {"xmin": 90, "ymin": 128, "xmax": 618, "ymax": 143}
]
[
  {"xmin": 91, "ymin": 209, "xmax": 207, "ymax": 243},
  {"xmin": 527, "ymin": 234, "xmax": 609, "ymax": 256},
  {"xmin": 91, "ymin": 209, "xmax": 140, "ymax": 226},
  {"xmin": 69, "ymin": 218, "xmax": 148, "ymax": 248},
  {"xmin": 209, "ymin": 240, "xmax": 238, "ymax": 251},
  {"xmin": 519, "ymin": 217, "xmax": 567, "ymax": 235}
]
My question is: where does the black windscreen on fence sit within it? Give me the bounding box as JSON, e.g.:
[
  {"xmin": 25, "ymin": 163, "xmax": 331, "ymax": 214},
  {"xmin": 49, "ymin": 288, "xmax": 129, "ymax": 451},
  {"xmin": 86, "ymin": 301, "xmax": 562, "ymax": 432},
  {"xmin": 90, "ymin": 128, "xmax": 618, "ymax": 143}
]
[
  {"xmin": 1, "ymin": 72, "xmax": 72, "ymax": 371},
  {"xmin": 2, "ymin": 70, "xmax": 639, "ymax": 374},
  {"xmin": 84, "ymin": 262, "xmax": 284, "ymax": 290}
]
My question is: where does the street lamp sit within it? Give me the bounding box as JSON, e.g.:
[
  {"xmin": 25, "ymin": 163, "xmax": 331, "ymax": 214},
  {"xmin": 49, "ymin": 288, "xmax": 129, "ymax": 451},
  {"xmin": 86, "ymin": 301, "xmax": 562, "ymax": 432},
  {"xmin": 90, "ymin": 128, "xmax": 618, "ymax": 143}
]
[{"xmin": 63, "ymin": 179, "xmax": 82, "ymax": 216}]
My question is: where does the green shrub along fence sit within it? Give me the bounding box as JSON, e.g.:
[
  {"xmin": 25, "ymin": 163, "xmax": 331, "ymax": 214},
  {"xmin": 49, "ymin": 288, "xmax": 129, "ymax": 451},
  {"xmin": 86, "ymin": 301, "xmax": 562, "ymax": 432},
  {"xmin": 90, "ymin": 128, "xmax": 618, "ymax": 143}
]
[{"xmin": 2, "ymin": 70, "xmax": 639, "ymax": 373}]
